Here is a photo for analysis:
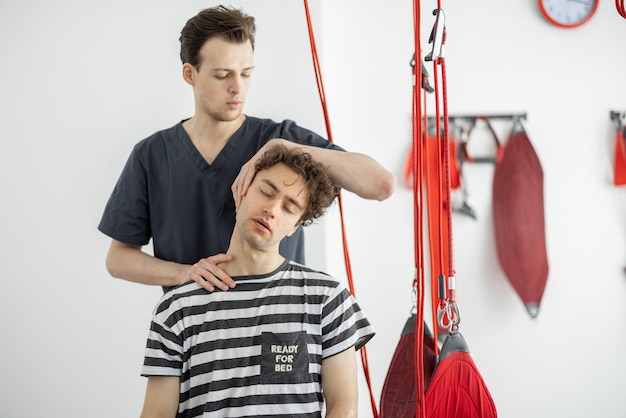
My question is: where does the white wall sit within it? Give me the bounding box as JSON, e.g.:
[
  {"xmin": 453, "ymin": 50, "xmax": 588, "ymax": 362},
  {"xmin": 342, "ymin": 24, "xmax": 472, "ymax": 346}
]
[{"xmin": 1, "ymin": 1, "xmax": 625, "ymax": 417}]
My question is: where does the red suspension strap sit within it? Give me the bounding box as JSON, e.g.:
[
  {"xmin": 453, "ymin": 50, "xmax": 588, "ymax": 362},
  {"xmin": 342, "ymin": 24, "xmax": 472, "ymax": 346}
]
[
  {"xmin": 433, "ymin": 52, "xmax": 460, "ymax": 335},
  {"xmin": 411, "ymin": 1, "xmax": 427, "ymax": 417},
  {"xmin": 412, "ymin": 1, "xmax": 462, "ymax": 415},
  {"xmin": 424, "ymin": 2, "xmax": 460, "ymax": 339},
  {"xmin": 302, "ymin": 2, "xmax": 379, "ymax": 417}
]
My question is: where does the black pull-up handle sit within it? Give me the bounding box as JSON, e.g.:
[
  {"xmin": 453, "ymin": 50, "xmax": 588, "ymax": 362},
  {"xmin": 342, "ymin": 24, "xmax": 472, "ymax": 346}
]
[{"xmin": 610, "ymin": 110, "xmax": 626, "ymax": 131}]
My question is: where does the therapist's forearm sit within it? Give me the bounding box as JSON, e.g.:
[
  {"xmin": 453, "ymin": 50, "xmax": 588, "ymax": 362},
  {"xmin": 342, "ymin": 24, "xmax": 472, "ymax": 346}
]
[
  {"xmin": 105, "ymin": 240, "xmax": 188, "ymax": 287},
  {"xmin": 279, "ymin": 139, "xmax": 396, "ymax": 201}
]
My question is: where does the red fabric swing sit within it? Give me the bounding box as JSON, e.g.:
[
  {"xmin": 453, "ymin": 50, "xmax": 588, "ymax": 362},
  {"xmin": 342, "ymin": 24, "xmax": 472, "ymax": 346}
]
[
  {"xmin": 492, "ymin": 121, "xmax": 548, "ymax": 318},
  {"xmin": 424, "ymin": 337, "xmax": 497, "ymax": 417},
  {"xmin": 380, "ymin": 2, "xmax": 497, "ymax": 417},
  {"xmin": 379, "ymin": 314, "xmax": 437, "ymax": 417}
]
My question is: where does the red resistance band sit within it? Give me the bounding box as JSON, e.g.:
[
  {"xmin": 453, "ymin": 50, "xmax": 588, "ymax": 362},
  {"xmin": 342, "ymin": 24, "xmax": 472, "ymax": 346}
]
[{"xmin": 302, "ymin": 2, "xmax": 379, "ymax": 417}]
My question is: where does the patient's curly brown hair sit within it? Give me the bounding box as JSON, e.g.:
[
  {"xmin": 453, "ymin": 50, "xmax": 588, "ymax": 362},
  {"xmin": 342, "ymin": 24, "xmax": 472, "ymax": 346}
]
[{"xmin": 255, "ymin": 144, "xmax": 339, "ymax": 226}]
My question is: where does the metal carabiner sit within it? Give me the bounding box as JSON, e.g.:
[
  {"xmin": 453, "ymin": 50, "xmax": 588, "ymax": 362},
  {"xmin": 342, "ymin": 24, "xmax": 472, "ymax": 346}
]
[
  {"xmin": 437, "ymin": 299, "xmax": 461, "ymax": 331},
  {"xmin": 425, "ymin": 8, "xmax": 446, "ymax": 62},
  {"xmin": 437, "ymin": 301, "xmax": 452, "ymax": 331},
  {"xmin": 449, "ymin": 300, "xmax": 461, "ymax": 328}
]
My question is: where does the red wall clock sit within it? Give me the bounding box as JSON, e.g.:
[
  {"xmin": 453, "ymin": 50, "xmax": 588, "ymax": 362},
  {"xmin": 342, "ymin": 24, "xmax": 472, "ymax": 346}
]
[{"xmin": 538, "ymin": 0, "xmax": 599, "ymax": 28}]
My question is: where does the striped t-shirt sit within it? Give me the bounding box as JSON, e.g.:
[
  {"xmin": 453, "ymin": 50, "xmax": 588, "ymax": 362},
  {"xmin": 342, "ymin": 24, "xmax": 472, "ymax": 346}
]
[{"xmin": 141, "ymin": 260, "xmax": 375, "ymax": 418}]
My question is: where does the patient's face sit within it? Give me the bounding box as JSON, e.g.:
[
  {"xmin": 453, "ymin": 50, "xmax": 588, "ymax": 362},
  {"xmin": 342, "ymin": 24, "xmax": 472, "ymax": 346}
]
[{"xmin": 235, "ymin": 163, "xmax": 308, "ymax": 251}]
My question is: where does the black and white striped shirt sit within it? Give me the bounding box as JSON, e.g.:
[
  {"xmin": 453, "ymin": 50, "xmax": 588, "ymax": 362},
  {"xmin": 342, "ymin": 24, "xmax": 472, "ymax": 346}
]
[{"xmin": 142, "ymin": 260, "xmax": 375, "ymax": 418}]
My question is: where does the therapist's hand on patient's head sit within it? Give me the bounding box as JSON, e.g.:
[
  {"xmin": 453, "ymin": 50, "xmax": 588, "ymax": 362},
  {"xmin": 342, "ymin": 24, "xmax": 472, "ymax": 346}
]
[{"xmin": 232, "ymin": 138, "xmax": 287, "ymax": 211}]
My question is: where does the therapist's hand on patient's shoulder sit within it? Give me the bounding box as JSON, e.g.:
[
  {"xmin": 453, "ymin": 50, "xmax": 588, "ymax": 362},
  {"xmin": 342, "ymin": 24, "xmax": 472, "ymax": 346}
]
[{"xmin": 185, "ymin": 254, "xmax": 235, "ymax": 291}]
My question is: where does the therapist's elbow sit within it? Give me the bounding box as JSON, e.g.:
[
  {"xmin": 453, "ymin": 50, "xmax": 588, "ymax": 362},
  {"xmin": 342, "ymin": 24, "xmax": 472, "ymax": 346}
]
[
  {"xmin": 105, "ymin": 250, "xmax": 123, "ymax": 279},
  {"xmin": 104, "ymin": 240, "xmax": 136, "ymax": 279},
  {"xmin": 370, "ymin": 171, "xmax": 396, "ymax": 201}
]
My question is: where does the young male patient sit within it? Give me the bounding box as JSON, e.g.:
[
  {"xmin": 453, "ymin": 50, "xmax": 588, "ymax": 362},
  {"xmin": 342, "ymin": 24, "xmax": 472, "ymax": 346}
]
[{"xmin": 139, "ymin": 144, "xmax": 375, "ymax": 418}]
